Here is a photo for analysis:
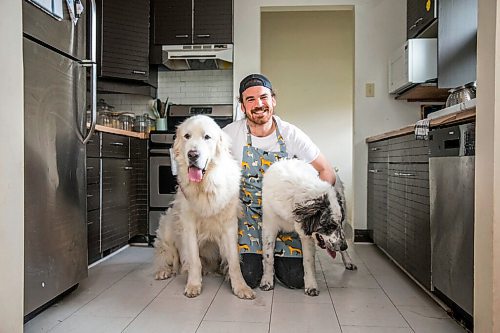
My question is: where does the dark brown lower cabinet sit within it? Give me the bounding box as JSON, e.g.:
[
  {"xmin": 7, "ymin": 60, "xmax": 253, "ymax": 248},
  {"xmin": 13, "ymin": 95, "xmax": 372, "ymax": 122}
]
[
  {"xmin": 86, "ymin": 132, "xmax": 148, "ymax": 264},
  {"xmin": 368, "ymin": 134, "xmax": 431, "ymax": 290}
]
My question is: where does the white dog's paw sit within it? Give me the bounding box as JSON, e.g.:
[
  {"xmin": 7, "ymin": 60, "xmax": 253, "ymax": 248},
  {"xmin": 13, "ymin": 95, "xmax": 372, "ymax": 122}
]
[
  {"xmin": 184, "ymin": 283, "xmax": 202, "ymax": 298},
  {"xmin": 304, "ymin": 288, "xmax": 320, "ymax": 296},
  {"xmin": 234, "ymin": 284, "xmax": 256, "ymax": 300},
  {"xmin": 155, "ymin": 268, "xmax": 175, "ymax": 280},
  {"xmin": 259, "ymin": 278, "xmax": 274, "ymax": 291},
  {"xmin": 345, "ymin": 263, "xmax": 357, "ymax": 270}
]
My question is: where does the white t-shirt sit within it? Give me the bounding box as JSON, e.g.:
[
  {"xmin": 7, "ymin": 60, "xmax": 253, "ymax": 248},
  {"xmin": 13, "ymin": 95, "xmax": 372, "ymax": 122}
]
[{"xmin": 222, "ymin": 116, "xmax": 320, "ymax": 164}]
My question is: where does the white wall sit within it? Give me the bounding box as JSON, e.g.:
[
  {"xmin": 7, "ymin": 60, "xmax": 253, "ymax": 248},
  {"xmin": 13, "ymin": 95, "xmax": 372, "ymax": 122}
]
[
  {"xmin": 234, "ymin": 0, "xmax": 421, "ymax": 230},
  {"xmin": 0, "ymin": 1, "xmax": 24, "ymax": 332},
  {"xmin": 261, "ymin": 10, "xmax": 355, "ymax": 224},
  {"xmin": 475, "ymin": 0, "xmax": 500, "ymax": 330}
]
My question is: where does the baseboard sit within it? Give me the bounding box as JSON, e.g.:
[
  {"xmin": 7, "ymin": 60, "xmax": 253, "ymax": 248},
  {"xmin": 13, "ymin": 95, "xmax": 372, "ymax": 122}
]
[{"xmin": 354, "ymin": 229, "xmax": 373, "ymax": 243}]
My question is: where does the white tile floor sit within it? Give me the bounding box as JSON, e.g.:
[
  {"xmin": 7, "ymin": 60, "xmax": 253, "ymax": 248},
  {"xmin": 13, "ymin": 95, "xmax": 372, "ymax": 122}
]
[{"xmin": 24, "ymin": 244, "xmax": 468, "ymax": 333}]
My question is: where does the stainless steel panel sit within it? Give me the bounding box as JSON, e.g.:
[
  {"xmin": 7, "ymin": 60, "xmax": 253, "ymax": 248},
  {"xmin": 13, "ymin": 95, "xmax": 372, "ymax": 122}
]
[
  {"xmin": 24, "ymin": 38, "xmax": 88, "ymax": 315},
  {"xmin": 149, "ymin": 156, "xmax": 176, "ymax": 208},
  {"xmin": 149, "ymin": 209, "xmax": 173, "ymax": 236},
  {"xmin": 23, "ymin": 0, "xmax": 86, "ymax": 60},
  {"xmin": 430, "ymin": 156, "xmax": 474, "ymax": 315},
  {"xmin": 168, "ymin": 104, "xmax": 233, "ymax": 117}
]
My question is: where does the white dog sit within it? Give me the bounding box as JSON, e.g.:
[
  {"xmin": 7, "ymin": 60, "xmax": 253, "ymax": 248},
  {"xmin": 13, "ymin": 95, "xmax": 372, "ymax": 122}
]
[
  {"xmin": 154, "ymin": 115, "xmax": 255, "ymax": 300},
  {"xmin": 260, "ymin": 159, "xmax": 356, "ymax": 296}
]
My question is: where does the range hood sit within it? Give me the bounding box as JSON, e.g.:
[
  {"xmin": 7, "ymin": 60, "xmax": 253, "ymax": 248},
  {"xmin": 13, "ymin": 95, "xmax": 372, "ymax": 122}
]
[{"xmin": 162, "ymin": 44, "xmax": 233, "ymax": 70}]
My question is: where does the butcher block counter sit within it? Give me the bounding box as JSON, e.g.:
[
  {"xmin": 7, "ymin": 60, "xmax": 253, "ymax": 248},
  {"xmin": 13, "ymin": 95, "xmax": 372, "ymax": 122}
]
[
  {"xmin": 94, "ymin": 124, "xmax": 149, "ymax": 139},
  {"xmin": 366, "ymin": 107, "xmax": 476, "ymax": 143}
]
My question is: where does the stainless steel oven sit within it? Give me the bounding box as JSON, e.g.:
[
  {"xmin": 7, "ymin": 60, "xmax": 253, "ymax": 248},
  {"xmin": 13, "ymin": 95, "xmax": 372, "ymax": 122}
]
[{"xmin": 148, "ymin": 133, "xmax": 176, "ymax": 235}]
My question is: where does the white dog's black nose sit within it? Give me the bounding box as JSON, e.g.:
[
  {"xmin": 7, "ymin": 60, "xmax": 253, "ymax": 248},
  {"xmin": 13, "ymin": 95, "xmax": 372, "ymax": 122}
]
[{"xmin": 188, "ymin": 150, "xmax": 199, "ymax": 161}]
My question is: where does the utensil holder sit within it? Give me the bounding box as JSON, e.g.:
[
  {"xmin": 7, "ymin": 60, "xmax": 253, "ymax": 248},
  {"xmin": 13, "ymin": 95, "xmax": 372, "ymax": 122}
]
[{"xmin": 156, "ymin": 118, "xmax": 167, "ymax": 131}]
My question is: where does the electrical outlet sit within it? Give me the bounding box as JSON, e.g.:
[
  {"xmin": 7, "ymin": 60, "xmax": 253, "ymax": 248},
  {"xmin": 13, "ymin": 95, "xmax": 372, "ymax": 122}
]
[{"xmin": 365, "ymin": 83, "xmax": 375, "ymax": 97}]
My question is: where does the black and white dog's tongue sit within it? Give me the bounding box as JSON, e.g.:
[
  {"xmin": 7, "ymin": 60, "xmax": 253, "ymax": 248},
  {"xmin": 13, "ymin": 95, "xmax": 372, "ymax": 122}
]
[
  {"xmin": 326, "ymin": 247, "xmax": 337, "ymax": 259},
  {"xmin": 315, "ymin": 234, "xmax": 337, "ymax": 259}
]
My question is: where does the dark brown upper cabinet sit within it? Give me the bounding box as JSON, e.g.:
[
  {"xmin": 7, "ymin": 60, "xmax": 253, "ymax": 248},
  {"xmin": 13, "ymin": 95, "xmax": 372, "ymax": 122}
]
[
  {"xmin": 98, "ymin": 0, "xmax": 150, "ymax": 82},
  {"xmin": 407, "ymin": 0, "xmax": 437, "ymax": 39},
  {"xmin": 153, "ymin": 0, "xmax": 232, "ymax": 45}
]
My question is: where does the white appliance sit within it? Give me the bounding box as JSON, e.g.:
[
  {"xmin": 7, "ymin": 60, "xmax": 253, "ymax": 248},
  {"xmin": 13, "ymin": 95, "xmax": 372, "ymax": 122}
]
[
  {"xmin": 388, "ymin": 38, "xmax": 437, "ymax": 94},
  {"xmin": 161, "ymin": 44, "xmax": 233, "ymax": 70}
]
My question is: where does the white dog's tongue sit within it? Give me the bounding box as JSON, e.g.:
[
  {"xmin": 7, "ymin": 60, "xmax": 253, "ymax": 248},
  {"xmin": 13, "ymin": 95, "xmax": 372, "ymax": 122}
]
[{"xmin": 188, "ymin": 166, "xmax": 203, "ymax": 183}]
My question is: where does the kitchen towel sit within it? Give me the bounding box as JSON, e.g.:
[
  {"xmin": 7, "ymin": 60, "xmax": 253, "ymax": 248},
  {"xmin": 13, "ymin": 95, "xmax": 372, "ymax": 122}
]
[{"xmin": 414, "ymin": 119, "xmax": 430, "ymax": 140}]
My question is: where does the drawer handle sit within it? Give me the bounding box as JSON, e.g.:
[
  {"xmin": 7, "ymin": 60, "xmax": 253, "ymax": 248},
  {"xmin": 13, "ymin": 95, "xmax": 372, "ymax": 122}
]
[
  {"xmin": 368, "ymin": 169, "xmax": 379, "ymax": 173},
  {"xmin": 132, "ymin": 70, "xmax": 146, "ymax": 75},
  {"xmin": 87, "ymin": 194, "xmax": 94, "ymax": 198},
  {"xmin": 196, "ymin": 34, "xmax": 210, "ymax": 38},
  {"xmin": 409, "ymin": 24, "xmax": 417, "ymax": 31},
  {"xmin": 110, "ymin": 142, "xmax": 125, "ymax": 146},
  {"xmin": 370, "ymin": 147, "xmax": 380, "ymax": 151},
  {"xmin": 124, "ymin": 166, "xmax": 133, "ymax": 170},
  {"xmin": 394, "ymin": 172, "xmax": 414, "ymax": 177},
  {"xmin": 175, "ymin": 34, "xmax": 189, "ymax": 38},
  {"xmin": 415, "ymin": 17, "xmax": 424, "ymax": 24},
  {"xmin": 86, "ymin": 166, "xmax": 94, "ymax": 170}
]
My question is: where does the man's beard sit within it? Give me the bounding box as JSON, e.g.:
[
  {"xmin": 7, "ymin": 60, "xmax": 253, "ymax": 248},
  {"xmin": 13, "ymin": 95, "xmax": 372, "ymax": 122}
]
[{"xmin": 245, "ymin": 106, "xmax": 273, "ymax": 125}]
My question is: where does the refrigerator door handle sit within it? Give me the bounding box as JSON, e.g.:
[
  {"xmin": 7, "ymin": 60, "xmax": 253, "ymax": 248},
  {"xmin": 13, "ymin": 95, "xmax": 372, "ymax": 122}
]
[{"xmin": 81, "ymin": 0, "xmax": 97, "ymax": 144}]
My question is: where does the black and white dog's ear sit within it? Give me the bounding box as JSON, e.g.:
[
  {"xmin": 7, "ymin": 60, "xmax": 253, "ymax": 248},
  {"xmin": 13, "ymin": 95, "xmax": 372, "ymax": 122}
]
[{"xmin": 293, "ymin": 194, "xmax": 329, "ymax": 235}]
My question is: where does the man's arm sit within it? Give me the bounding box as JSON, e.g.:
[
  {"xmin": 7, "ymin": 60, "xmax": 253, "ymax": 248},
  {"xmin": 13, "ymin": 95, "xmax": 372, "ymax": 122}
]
[{"xmin": 310, "ymin": 153, "xmax": 336, "ymax": 185}]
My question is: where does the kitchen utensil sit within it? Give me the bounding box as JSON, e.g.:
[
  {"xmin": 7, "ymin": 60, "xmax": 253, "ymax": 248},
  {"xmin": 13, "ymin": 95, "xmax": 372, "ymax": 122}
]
[{"xmin": 446, "ymin": 84, "xmax": 475, "ymax": 108}]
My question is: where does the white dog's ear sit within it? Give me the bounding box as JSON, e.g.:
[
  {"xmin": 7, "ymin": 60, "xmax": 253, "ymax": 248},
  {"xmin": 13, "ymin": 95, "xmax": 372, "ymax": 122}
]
[
  {"xmin": 293, "ymin": 194, "xmax": 329, "ymax": 235},
  {"xmin": 216, "ymin": 130, "xmax": 231, "ymax": 157}
]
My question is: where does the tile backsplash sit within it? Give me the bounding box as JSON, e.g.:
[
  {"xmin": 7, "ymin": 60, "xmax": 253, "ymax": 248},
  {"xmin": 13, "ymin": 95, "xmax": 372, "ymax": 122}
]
[
  {"xmin": 96, "ymin": 69, "xmax": 234, "ymax": 118},
  {"xmin": 157, "ymin": 69, "xmax": 234, "ymax": 105},
  {"xmin": 97, "ymin": 93, "xmax": 153, "ymax": 116}
]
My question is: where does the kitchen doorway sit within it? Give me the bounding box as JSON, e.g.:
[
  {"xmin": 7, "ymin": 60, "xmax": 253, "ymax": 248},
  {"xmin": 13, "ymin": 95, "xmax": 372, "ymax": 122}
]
[{"xmin": 261, "ymin": 9, "xmax": 355, "ymax": 226}]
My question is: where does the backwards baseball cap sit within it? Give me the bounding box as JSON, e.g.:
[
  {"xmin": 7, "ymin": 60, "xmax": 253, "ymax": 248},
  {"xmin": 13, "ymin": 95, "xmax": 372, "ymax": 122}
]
[{"xmin": 239, "ymin": 73, "xmax": 273, "ymax": 96}]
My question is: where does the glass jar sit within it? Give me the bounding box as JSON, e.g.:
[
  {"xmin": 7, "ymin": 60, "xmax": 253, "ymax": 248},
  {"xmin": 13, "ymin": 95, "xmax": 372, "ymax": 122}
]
[
  {"xmin": 119, "ymin": 115, "xmax": 132, "ymax": 131},
  {"xmin": 134, "ymin": 115, "xmax": 147, "ymax": 133}
]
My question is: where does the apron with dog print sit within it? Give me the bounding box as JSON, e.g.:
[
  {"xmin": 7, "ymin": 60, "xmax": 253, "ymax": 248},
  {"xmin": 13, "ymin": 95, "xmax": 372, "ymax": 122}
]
[{"xmin": 238, "ymin": 121, "xmax": 303, "ymax": 258}]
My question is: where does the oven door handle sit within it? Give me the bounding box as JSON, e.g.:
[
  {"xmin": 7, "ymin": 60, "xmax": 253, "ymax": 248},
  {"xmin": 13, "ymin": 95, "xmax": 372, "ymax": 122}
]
[{"xmin": 150, "ymin": 149, "xmax": 171, "ymax": 155}]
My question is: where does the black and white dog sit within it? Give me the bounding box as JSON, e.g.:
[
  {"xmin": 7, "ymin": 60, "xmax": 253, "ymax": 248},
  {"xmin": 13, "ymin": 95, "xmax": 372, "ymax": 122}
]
[{"xmin": 260, "ymin": 159, "xmax": 356, "ymax": 296}]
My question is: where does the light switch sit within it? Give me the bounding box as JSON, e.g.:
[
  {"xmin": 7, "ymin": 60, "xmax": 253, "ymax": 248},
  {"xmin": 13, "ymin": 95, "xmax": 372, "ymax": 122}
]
[{"xmin": 365, "ymin": 83, "xmax": 375, "ymax": 97}]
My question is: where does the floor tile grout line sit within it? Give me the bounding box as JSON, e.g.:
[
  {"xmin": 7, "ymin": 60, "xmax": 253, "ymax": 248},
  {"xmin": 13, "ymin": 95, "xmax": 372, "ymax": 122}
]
[
  {"xmin": 354, "ymin": 245, "xmax": 416, "ymax": 333},
  {"xmin": 267, "ymin": 285, "xmax": 275, "ymax": 333},
  {"xmin": 318, "ymin": 249, "xmax": 344, "ymax": 333},
  {"xmin": 194, "ymin": 276, "xmax": 225, "ymax": 333},
  {"xmin": 46, "ymin": 262, "xmax": 143, "ymax": 333},
  {"xmin": 120, "ymin": 275, "xmax": 177, "ymax": 333}
]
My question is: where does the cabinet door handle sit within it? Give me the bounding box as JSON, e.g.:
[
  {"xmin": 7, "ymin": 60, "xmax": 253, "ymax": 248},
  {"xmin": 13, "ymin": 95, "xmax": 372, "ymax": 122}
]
[
  {"xmin": 110, "ymin": 142, "xmax": 124, "ymax": 146},
  {"xmin": 409, "ymin": 24, "xmax": 417, "ymax": 31},
  {"xmin": 124, "ymin": 166, "xmax": 133, "ymax": 170},
  {"xmin": 196, "ymin": 34, "xmax": 210, "ymax": 38},
  {"xmin": 132, "ymin": 70, "xmax": 146, "ymax": 75},
  {"xmin": 368, "ymin": 169, "xmax": 379, "ymax": 173},
  {"xmin": 394, "ymin": 172, "xmax": 414, "ymax": 177},
  {"xmin": 415, "ymin": 17, "xmax": 423, "ymax": 24},
  {"xmin": 175, "ymin": 34, "xmax": 189, "ymax": 38},
  {"xmin": 400, "ymin": 173, "xmax": 414, "ymax": 177},
  {"xmin": 370, "ymin": 147, "xmax": 380, "ymax": 151}
]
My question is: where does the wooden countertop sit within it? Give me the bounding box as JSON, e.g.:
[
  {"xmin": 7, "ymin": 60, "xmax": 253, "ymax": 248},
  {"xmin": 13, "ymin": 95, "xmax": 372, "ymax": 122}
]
[
  {"xmin": 94, "ymin": 125, "xmax": 149, "ymax": 139},
  {"xmin": 366, "ymin": 108, "xmax": 476, "ymax": 143}
]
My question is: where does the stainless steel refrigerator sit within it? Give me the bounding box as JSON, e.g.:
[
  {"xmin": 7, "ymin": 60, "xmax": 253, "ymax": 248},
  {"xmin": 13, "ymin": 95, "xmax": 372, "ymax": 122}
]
[{"xmin": 23, "ymin": 0, "xmax": 97, "ymax": 317}]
